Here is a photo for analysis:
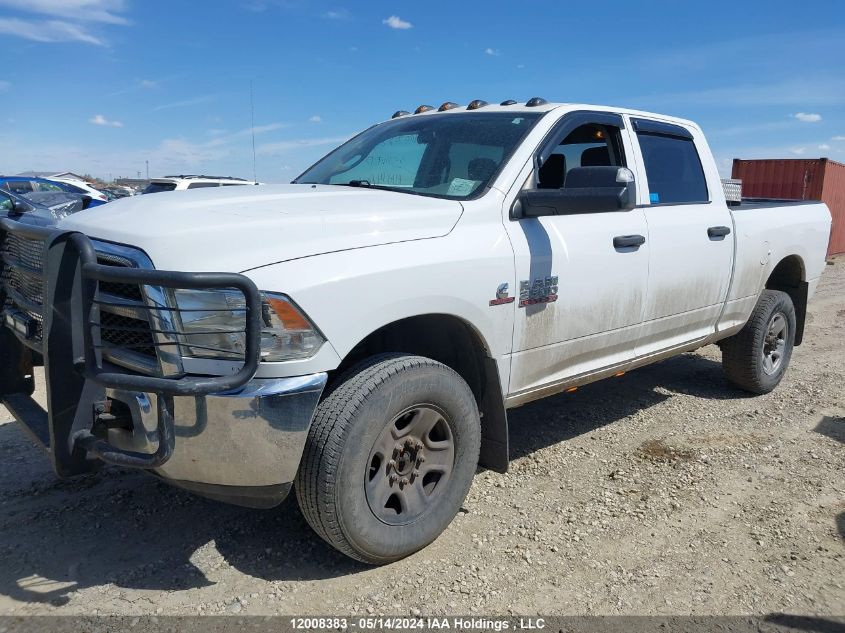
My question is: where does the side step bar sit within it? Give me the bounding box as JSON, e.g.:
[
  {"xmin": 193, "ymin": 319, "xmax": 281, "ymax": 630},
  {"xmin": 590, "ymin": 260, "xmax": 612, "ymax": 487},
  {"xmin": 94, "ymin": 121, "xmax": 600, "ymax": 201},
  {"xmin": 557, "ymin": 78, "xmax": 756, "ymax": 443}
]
[{"xmin": 1, "ymin": 393, "xmax": 50, "ymax": 449}]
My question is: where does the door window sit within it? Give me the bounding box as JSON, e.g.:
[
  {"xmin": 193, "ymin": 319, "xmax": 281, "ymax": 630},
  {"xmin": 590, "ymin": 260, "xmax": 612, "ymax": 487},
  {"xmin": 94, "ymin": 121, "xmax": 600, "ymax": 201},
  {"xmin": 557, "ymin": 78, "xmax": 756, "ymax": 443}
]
[
  {"xmin": 637, "ymin": 133, "xmax": 708, "ymax": 204},
  {"xmin": 536, "ymin": 123, "xmax": 626, "ymax": 190}
]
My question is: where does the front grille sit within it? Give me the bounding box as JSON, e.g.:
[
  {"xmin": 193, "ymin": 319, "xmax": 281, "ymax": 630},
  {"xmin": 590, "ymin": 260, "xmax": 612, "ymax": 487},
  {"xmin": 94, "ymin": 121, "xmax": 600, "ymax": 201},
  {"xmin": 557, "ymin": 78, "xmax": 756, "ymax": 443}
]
[
  {"xmin": 2, "ymin": 232, "xmax": 45, "ymax": 273},
  {"xmin": 98, "ymin": 311, "xmax": 157, "ymax": 357},
  {"xmin": 99, "ymin": 279, "xmax": 144, "ymax": 301},
  {"xmin": 1, "ymin": 232, "xmax": 46, "ymax": 346},
  {"xmin": 93, "ymin": 254, "xmax": 160, "ymax": 375}
]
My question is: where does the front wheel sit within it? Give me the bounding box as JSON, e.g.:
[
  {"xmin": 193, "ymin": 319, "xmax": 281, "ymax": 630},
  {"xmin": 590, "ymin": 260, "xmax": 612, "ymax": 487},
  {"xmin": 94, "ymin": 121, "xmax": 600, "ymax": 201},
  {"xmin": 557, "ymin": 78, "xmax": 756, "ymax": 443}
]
[
  {"xmin": 295, "ymin": 354, "xmax": 481, "ymax": 564},
  {"xmin": 720, "ymin": 289, "xmax": 796, "ymax": 394}
]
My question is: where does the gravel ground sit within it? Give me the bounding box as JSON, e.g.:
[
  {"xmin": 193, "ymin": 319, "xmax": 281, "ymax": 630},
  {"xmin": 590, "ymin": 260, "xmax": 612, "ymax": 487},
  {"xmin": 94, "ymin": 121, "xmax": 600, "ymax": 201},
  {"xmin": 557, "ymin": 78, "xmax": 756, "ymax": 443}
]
[{"xmin": 1, "ymin": 260, "xmax": 843, "ymax": 617}]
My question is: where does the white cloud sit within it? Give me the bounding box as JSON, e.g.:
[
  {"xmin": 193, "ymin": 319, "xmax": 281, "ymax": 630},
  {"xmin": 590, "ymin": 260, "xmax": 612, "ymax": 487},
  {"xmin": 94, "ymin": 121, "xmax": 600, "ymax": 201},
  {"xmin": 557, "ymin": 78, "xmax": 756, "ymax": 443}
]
[
  {"xmin": 484, "ymin": 48, "xmax": 499, "ymax": 56},
  {"xmin": 0, "ymin": 17, "xmax": 105, "ymax": 45},
  {"xmin": 0, "ymin": 80, "xmax": 9, "ymax": 92},
  {"xmin": 0, "ymin": 1, "xmax": 128, "ymax": 46},
  {"xmin": 818, "ymin": 144, "xmax": 831, "ymax": 150},
  {"xmin": 309, "ymin": 115, "xmax": 322, "ymax": 123},
  {"xmin": 322, "ymin": 9, "xmax": 349, "ymax": 19},
  {"xmin": 89, "ymin": 114, "xmax": 123, "ymax": 127},
  {"xmin": 832, "ymin": 135, "xmax": 845, "ymax": 141},
  {"xmin": 793, "ymin": 112, "xmax": 822, "ymax": 123},
  {"xmin": 140, "ymin": 79, "xmax": 158, "ymax": 88},
  {"xmin": 0, "ymin": 0, "xmax": 128, "ymax": 24},
  {"xmin": 383, "ymin": 15, "xmax": 412, "ymax": 29},
  {"xmin": 153, "ymin": 95, "xmax": 216, "ymax": 112}
]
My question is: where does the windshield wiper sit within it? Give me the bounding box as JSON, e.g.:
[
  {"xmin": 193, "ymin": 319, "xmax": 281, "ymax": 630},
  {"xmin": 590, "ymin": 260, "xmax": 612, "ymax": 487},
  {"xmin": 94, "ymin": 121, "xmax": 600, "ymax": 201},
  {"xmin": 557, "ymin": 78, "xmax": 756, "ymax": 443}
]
[{"xmin": 343, "ymin": 180, "xmax": 371, "ymax": 187}]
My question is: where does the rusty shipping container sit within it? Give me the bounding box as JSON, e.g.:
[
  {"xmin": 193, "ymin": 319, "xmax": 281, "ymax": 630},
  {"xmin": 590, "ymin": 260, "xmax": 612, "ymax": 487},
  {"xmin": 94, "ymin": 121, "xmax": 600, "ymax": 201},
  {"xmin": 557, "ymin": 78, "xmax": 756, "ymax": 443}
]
[{"xmin": 732, "ymin": 158, "xmax": 845, "ymax": 256}]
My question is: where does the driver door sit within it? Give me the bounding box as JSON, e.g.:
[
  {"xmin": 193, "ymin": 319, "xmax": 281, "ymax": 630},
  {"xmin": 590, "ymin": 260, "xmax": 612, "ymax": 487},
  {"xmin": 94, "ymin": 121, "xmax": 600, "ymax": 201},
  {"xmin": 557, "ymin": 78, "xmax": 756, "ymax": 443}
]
[{"xmin": 503, "ymin": 112, "xmax": 650, "ymax": 400}]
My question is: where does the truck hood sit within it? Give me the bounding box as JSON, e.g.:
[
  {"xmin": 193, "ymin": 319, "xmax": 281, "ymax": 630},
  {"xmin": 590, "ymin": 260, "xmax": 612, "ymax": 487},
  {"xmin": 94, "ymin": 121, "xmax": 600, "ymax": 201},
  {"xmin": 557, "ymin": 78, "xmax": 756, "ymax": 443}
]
[{"xmin": 59, "ymin": 184, "xmax": 463, "ymax": 272}]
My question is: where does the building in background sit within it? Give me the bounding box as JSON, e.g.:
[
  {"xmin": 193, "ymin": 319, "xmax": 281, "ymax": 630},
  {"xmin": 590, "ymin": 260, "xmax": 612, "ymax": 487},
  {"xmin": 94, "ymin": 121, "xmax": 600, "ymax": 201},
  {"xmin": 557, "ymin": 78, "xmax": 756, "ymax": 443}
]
[
  {"xmin": 16, "ymin": 171, "xmax": 89, "ymax": 182},
  {"xmin": 732, "ymin": 158, "xmax": 845, "ymax": 256}
]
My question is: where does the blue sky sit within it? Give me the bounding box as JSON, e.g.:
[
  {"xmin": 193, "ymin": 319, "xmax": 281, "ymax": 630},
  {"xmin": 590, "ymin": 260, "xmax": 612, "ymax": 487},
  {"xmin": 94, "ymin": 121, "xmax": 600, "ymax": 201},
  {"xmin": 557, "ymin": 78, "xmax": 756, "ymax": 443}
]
[{"xmin": 0, "ymin": 0, "xmax": 843, "ymax": 182}]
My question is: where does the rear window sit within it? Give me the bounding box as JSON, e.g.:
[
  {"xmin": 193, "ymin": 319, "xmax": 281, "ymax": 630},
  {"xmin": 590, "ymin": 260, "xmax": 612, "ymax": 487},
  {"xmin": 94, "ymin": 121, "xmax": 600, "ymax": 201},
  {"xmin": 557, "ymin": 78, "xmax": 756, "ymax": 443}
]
[
  {"xmin": 142, "ymin": 181, "xmax": 177, "ymax": 194},
  {"xmin": 637, "ymin": 133, "xmax": 708, "ymax": 204},
  {"xmin": 187, "ymin": 182, "xmax": 220, "ymax": 189}
]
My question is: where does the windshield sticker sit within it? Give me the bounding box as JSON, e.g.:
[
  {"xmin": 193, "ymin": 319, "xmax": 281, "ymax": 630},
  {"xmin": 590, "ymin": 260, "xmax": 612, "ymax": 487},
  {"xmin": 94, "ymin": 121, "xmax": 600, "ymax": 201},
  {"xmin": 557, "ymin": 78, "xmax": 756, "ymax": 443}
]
[
  {"xmin": 448, "ymin": 178, "xmax": 480, "ymax": 197},
  {"xmin": 650, "ymin": 192, "xmax": 660, "ymax": 203}
]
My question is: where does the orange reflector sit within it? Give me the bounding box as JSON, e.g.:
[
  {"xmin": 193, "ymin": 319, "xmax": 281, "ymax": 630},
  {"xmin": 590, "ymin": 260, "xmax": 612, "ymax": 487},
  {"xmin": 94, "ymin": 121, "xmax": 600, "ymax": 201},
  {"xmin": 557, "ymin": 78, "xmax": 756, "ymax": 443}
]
[
  {"xmin": 266, "ymin": 296, "xmax": 311, "ymax": 330},
  {"xmin": 615, "ymin": 371, "xmax": 625, "ymax": 377},
  {"xmin": 565, "ymin": 387, "xmax": 578, "ymax": 393},
  {"xmin": 414, "ymin": 104, "xmax": 434, "ymax": 114}
]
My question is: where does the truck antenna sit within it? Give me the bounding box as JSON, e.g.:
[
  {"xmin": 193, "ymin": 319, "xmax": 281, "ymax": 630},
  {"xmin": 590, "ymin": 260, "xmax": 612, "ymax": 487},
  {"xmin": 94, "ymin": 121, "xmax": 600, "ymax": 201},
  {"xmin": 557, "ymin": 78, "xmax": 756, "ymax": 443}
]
[{"xmin": 250, "ymin": 80, "xmax": 257, "ymax": 183}]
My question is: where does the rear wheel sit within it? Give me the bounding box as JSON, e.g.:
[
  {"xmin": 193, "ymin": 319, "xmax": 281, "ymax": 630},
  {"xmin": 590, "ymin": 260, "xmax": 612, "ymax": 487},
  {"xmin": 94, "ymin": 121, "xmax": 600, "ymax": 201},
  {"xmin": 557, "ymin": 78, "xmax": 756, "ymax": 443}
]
[
  {"xmin": 721, "ymin": 289, "xmax": 796, "ymax": 394},
  {"xmin": 295, "ymin": 354, "xmax": 481, "ymax": 564}
]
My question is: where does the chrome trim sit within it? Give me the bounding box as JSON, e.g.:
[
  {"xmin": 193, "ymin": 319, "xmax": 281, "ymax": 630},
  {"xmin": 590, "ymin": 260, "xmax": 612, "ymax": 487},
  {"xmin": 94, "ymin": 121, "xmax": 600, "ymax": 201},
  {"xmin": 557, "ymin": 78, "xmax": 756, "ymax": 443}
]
[{"xmin": 104, "ymin": 372, "xmax": 328, "ymax": 488}]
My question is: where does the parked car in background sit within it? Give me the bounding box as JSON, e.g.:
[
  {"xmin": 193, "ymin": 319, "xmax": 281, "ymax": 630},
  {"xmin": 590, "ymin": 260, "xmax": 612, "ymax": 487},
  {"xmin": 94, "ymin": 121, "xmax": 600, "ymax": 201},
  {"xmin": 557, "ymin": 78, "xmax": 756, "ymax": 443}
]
[
  {"xmin": 102, "ymin": 186, "xmax": 134, "ymax": 199},
  {"xmin": 0, "ymin": 176, "xmax": 106, "ymax": 209},
  {"xmin": 47, "ymin": 177, "xmax": 109, "ymax": 206},
  {"xmin": 142, "ymin": 175, "xmax": 259, "ymax": 193},
  {"xmin": 0, "ymin": 186, "xmax": 83, "ymax": 223}
]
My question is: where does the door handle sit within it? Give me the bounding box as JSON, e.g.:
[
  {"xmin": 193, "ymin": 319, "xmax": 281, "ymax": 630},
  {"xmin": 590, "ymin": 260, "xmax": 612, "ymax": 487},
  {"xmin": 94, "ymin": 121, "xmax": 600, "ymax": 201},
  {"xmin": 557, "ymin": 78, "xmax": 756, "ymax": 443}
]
[
  {"xmin": 708, "ymin": 225, "xmax": 731, "ymax": 238},
  {"xmin": 613, "ymin": 234, "xmax": 646, "ymax": 249}
]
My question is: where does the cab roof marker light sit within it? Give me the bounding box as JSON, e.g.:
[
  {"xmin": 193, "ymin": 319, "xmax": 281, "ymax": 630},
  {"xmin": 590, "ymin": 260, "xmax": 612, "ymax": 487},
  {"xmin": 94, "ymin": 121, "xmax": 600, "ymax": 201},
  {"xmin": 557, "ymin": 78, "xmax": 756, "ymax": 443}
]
[
  {"xmin": 392, "ymin": 110, "xmax": 410, "ymax": 119},
  {"xmin": 438, "ymin": 102, "xmax": 460, "ymax": 112},
  {"xmin": 414, "ymin": 105, "xmax": 434, "ymax": 114},
  {"xmin": 500, "ymin": 99, "xmax": 517, "ymax": 106},
  {"xmin": 526, "ymin": 97, "xmax": 548, "ymax": 107},
  {"xmin": 467, "ymin": 100, "xmax": 489, "ymax": 110}
]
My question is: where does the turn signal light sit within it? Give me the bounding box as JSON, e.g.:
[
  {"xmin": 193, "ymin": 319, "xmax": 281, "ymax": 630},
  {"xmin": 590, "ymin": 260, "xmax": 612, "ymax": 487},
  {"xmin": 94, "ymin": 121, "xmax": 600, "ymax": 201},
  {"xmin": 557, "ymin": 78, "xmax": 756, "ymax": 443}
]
[{"xmin": 565, "ymin": 386, "xmax": 578, "ymax": 393}]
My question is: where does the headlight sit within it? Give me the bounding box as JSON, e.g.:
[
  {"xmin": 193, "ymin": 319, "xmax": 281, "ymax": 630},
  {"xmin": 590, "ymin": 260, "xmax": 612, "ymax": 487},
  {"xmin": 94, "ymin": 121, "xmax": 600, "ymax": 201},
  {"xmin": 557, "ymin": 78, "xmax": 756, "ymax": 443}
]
[{"xmin": 172, "ymin": 289, "xmax": 324, "ymax": 362}]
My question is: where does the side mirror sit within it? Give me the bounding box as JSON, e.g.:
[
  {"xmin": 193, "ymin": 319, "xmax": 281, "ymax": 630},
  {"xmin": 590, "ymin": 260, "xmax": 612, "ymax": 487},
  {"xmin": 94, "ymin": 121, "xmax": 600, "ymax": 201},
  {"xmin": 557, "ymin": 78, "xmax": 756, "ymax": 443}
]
[
  {"xmin": 513, "ymin": 166, "xmax": 637, "ymax": 218},
  {"xmin": 0, "ymin": 191, "xmax": 34, "ymax": 216}
]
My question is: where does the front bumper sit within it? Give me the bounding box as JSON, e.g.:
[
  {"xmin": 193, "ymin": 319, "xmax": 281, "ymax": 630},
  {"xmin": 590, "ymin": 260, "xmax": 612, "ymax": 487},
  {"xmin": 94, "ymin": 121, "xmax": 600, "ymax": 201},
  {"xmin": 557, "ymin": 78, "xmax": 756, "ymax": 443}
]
[
  {"xmin": 0, "ymin": 219, "xmax": 325, "ymax": 508},
  {"xmin": 107, "ymin": 373, "xmax": 326, "ymax": 507}
]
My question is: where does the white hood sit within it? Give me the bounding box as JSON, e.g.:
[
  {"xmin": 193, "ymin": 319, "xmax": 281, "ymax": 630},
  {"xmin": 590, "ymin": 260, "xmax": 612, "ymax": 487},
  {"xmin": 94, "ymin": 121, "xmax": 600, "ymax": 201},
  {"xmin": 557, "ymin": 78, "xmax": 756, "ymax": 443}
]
[{"xmin": 59, "ymin": 184, "xmax": 463, "ymax": 272}]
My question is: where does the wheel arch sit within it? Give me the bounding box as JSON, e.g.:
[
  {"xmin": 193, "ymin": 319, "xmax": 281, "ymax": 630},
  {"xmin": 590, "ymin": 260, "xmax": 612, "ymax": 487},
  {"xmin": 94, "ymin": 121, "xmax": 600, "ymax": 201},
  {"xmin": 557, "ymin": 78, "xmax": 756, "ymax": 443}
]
[
  {"xmin": 329, "ymin": 313, "xmax": 509, "ymax": 473},
  {"xmin": 765, "ymin": 254, "xmax": 808, "ymax": 345}
]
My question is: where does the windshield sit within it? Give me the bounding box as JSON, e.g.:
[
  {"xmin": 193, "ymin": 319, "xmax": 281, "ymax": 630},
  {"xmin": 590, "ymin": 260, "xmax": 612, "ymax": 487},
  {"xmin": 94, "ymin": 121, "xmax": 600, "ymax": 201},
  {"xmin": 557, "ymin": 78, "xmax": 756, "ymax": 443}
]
[{"xmin": 295, "ymin": 112, "xmax": 542, "ymax": 200}]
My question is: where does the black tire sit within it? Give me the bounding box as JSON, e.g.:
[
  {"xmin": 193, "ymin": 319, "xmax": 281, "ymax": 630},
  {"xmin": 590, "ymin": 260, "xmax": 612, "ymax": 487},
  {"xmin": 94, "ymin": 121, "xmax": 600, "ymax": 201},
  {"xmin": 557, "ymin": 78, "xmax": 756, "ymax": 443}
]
[
  {"xmin": 721, "ymin": 289, "xmax": 796, "ymax": 394},
  {"xmin": 295, "ymin": 353, "xmax": 481, "ymax": 564}
]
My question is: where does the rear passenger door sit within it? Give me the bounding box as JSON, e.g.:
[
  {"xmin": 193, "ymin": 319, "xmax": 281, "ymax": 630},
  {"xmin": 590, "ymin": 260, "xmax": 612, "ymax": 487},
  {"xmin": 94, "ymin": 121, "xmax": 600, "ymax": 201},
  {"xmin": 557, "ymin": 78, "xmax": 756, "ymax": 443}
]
[{"xmin": 628, "ymin": 118, "xmax": 734, "ymax": 356}]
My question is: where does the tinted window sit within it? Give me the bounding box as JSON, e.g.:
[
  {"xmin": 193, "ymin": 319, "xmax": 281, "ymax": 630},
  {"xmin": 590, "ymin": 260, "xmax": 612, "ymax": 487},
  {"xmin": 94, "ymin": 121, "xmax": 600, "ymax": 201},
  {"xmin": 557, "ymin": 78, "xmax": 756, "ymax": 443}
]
[
  {"xmin": 187, "ymin": 182, "xmax": 220, "ymax": 189},
  {"xmin": 142, "ymin": 182, "xmax": 177, "ymax": 194},
  {"xmin": 637, "ymin": 133, "xmax": 708, "ymax": 204},
  {"xmin": 296, "ymin": 112, "xmax": 542, "ymax": 200}
]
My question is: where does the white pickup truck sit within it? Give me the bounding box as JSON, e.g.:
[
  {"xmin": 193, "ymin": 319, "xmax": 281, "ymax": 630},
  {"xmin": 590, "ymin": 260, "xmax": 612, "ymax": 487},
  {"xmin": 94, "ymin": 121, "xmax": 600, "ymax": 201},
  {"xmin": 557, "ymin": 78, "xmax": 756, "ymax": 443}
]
[{"xmin": 0, "ymin": 99, "xmax": 832, "ymax": 564}]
